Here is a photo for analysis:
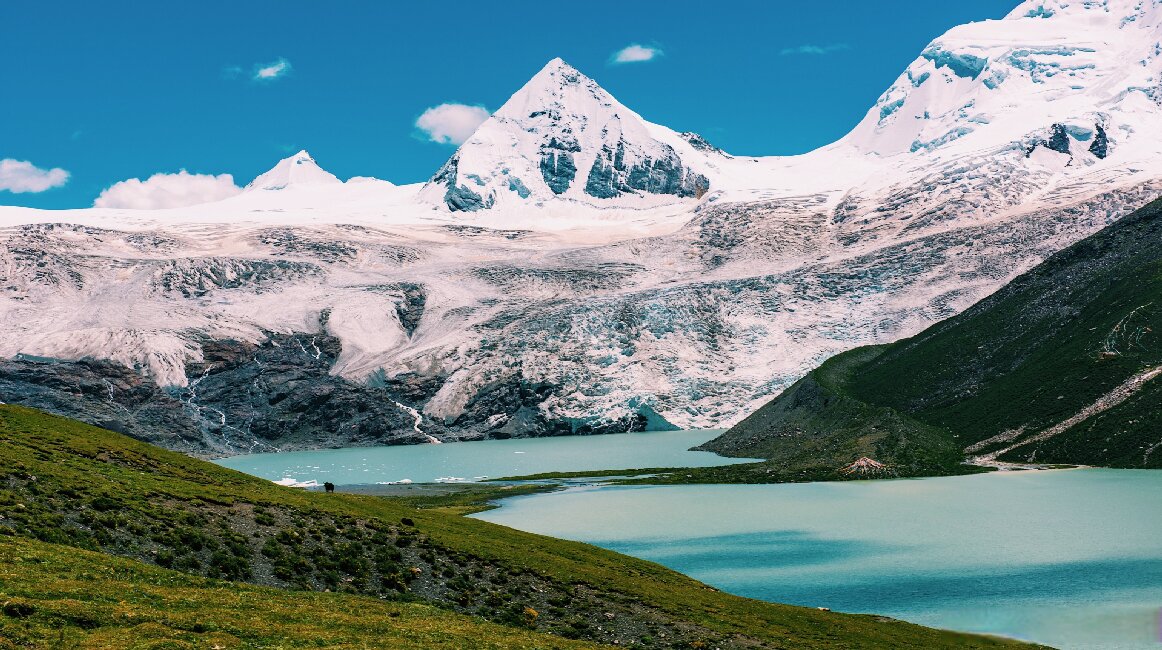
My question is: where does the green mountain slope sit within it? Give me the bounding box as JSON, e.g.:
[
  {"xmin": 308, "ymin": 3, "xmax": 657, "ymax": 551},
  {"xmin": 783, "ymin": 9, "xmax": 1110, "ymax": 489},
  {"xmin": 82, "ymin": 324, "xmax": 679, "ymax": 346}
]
[
  {"xmin": 705, "ymin": 197, "xmax": 1162, "ymax": 473},
  {"xmin": 0, "ymin": 405, "xmax": 1027, "ymax": 648},
  {"xmin": 0, "ymin": 536, "xmax": 599, "ymax": 650}
]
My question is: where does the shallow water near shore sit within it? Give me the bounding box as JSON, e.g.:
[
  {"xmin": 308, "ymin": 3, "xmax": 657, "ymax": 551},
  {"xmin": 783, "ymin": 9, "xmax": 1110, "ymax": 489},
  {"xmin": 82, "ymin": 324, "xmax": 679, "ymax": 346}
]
[
  {"xmin": 475, "ymin": 468, "xmax": 1162, "ymax": 649},
  {"xmin": 214, "ymin": 429, "xmax": 750, "ymax": 485}
]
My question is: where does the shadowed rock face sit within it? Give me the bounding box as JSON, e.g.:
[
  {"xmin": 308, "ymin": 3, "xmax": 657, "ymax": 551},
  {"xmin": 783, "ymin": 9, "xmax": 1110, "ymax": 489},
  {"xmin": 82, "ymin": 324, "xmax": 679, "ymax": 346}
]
[
  {"xmin": 156, "ymin": 258, "xmax": 321, "ymax": 298},
  {"xmin": 539, "ymin": 136, "xmax": 581, "ymax": 195},
  {"xmin": 0, "ymin": 335, "xmax": 430, "ymax": 457},
  {"xmin": 1024, "ymin": 122, "xmax": 1112, "ymax": 160},
  {"xmin": 431, "ymin": 155, "xmax": 490, "ymax": 212},
  {"xmin": 1090, "ymin": 124, "xmax": 1109, "ymax": 159},
  {"xmin": 0, "ymin": 357, "xmax": 203, "ymax": 452},
  {"xmin": 585, "ymin": 140, "xmax": 709, "ymax": 200},
  {"xmin": 0, "ymin": 330, "xmax": 665, "ymax": 458}
]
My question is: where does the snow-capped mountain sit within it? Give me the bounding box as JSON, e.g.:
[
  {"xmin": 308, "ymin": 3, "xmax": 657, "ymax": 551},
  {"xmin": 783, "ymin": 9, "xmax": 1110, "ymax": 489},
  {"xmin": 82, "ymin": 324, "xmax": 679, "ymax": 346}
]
[
  {"xmin": 1, "ymin": 0, "xmax": 1161, "ymax": 456},
  {"xmin": 419, "ymin": 58, "xmax": 715, "ymax": 212},
  {"xmin": 247, "ymin": 150, "xmax": 342, "ymax": 191},
  {"xmin": 848, "ymin": 0, "xmax": 1162, "ymax": 160}
]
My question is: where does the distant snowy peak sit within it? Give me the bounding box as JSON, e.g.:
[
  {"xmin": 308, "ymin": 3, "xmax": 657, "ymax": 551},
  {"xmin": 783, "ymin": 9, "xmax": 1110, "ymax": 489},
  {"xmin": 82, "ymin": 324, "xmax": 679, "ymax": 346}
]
[
  {"xmin": 421, "ymin": 58, "xmax": 713, "ymax": 212},
  {"xmin": 846, "ymin": 0, "xmax": 1162, "ymax": 159},
  {"xmin": 247, "ymin": 150, "xmax": 342, "ymax": 191}
]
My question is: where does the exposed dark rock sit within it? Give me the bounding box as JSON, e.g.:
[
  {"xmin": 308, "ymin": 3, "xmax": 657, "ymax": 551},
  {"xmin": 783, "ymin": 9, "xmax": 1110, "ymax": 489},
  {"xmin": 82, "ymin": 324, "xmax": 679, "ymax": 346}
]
[
  {"xmin": 1090, "ymin": 123, "xmax": 1109, "ymax": 159},
  {"xmin": 584, "ymin": 139, "xmax": 709, "ymax": 199},
  {"xmin": 256, "ymin": 229, "xmax": 357, "ymax": 263},
  {"xmin": 448, "ymin": 374, "xmax": 656, "ymax": 439},
  {"xmin": 1046, "ymin": 123, "xmax": 1071, "ymax": 154},
  {"xmin": 0, "ymin": 328, "xmax": 662, "ymax": 458},
  {"xmin": 539, "ymin": 150, "xmax": 577, "ymax": 194},
  {"xmin": 1025, "ymin": 123, "xmax": 1072, "ymax": 157},
  {"xmin": 507, "ymin": 175, "xmax": 531, "ymax": 198},
  {"xmin": 583, "ymin": 145, "xmax": 622, "ymax": 198},
  {"xmin": 430, "ymin": 155, "xmax": 492, "ymax": 212},
  {"xmin": 473, "ymin": 263, "xmax": 643, "ymax": 294},
  {"xmin": 156, "ymin": 258, "xmax": 322, "ymax": 298},
  {"xmin": 394, "ymin": 283, "xmax": 426, "ymax": 336},
  {"xmin": 178, "ymin": 334, "xmax": 428, "ymax": 451},
  {"xmin": 679, "ymin": 132, "xmax": 731, "ymax": 157},
  {"xmin": 0, "ymin": 357, "xmax": 204, "ymax": 453}
]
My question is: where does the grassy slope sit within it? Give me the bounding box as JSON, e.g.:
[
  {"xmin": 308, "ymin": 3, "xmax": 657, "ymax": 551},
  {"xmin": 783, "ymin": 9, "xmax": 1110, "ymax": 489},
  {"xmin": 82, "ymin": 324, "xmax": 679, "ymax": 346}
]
[
  {"xmin": 0, "ymin": 406, "xmax": 1028, "ymax": 649},
  {"xmin": 0, "ymin": 536, "xmax": 598, "ymax": 650},
  {"xmin": 705, "ymin": 197, "xmax": 1162, "ymax": 471}
]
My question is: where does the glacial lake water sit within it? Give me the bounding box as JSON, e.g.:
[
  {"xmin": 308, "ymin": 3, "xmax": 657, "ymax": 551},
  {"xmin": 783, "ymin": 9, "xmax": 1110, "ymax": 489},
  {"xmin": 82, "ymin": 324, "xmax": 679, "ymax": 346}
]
[
  {"xmin": 214, "ymin": 429, "xmax": 751, "ymax": 485},
  {"xmin": 476, "ymin": 469, "xmax": 1162, "ymax": 650}
]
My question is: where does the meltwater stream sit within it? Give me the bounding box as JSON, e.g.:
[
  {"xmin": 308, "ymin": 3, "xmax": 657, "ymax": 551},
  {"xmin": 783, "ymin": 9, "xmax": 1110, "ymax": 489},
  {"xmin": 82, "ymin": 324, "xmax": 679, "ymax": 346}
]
[{"xmin": 476, "ymin": 469, "xmax": 1162, "ymax": 650}]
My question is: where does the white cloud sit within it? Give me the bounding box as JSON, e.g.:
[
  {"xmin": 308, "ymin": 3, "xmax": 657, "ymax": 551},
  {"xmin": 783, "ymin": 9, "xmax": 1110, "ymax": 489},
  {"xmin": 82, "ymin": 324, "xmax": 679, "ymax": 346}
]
[
  {"xmin": 415, "ymin": 103, "xmax": 491, "ymax": 145},
  {"xmin": 0, "ymin": 159, "xmax": 69, "ymax": 193},
  {"xmin": 780, "ymin": 43, "xmax": 850, "ymax": 56},
  {"xmin": 94, "ymin": 170, "xmax": 241, "ymax": 209},
  {"xmin": 611, "ymin": 44, "xmax": 662, "ymax": 64},
  {"xmin": 254, "ymin": 57, "xmax": 291, "ymax": 81}
]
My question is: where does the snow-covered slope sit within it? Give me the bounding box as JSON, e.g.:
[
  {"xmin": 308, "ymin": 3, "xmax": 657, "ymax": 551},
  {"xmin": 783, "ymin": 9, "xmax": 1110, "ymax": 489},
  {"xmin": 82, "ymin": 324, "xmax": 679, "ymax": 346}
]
[
  {"xmin": 1, "ymin": 0, "xmax": 1161, "ymax": 455},
  {"xmin": 247, "ymin": 150, "xmax": 342, "ymax": 191},
  {"xmin": 848, "ymin": 0, "xmax": 1162, "ymax": 160}
]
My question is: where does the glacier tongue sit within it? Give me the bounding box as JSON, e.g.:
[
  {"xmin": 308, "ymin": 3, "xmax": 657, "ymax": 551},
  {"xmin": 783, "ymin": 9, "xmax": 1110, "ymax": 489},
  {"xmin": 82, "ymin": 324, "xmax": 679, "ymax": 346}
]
[{"xmin": 3, "ymin": 2, "xmax": 1162, "ymax": 453}]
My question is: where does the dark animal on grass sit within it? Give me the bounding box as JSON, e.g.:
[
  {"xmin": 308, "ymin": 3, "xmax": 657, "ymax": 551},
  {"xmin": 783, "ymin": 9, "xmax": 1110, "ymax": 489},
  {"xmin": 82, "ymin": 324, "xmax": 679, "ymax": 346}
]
[{"xmin": 324, "ymin": 482, "xmax": 335, "ymax": 493}]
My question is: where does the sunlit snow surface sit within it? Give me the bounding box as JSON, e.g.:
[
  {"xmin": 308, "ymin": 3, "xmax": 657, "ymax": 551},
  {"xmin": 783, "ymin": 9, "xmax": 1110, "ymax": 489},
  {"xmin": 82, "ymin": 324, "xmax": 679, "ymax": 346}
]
[{"xmin": 2, "ymin": 0, "xmax": 1162, "ymax": 435}]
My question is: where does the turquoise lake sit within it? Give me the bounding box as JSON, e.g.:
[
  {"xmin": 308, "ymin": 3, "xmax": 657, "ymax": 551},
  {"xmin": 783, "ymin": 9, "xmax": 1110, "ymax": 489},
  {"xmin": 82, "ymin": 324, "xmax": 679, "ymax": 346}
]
[
  {"xmin": 476, "ymin": 469, "xmax": 1162, "ymax": 649},
  {"xmin": 214, "ymin": 429, "xmax": 751, "ymax": 484}
]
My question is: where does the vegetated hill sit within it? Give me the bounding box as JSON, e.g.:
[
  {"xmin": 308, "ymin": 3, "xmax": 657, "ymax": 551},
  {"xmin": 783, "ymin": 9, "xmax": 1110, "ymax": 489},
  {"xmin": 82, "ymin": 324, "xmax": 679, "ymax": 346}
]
[
  {"xmin": 704, "ymin": 197, "xmax": 1162, "ymax": 474},
  {"xmin": 0, "ymin": 536, "xmax": 599, "ymax": 650},
  {"xmin": 0, "ymin": 406, "xmax": 1027, "ymax": 649}
]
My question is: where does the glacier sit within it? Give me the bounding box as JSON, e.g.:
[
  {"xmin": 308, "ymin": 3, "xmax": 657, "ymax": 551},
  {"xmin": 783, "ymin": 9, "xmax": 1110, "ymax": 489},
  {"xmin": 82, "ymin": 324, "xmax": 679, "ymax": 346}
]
[{"xmin": 2, "ymin": 0, "xmax": 1162, "ymax": 456}]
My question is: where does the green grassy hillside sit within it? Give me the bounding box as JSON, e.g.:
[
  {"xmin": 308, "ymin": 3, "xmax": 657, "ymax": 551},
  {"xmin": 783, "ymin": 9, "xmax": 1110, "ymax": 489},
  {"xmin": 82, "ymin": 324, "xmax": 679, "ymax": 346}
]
[
  {"xmin": 705, "ymin": 197, "xmax": 1162, "ymax": 473},
  {"xmin": 0, "ymin": 536, "xmax": 598, "ymax": 650},
  {"xmin": 0, "ymin": 405, "xmax": 1029, "ymax": 648}
]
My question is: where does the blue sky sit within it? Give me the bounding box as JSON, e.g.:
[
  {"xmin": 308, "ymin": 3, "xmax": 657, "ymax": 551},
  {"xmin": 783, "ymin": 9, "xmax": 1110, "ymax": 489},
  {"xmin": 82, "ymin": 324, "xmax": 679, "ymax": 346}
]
[{"xmin": 1, "ymin": 1, "xmax": 1019, "ymax": 209}]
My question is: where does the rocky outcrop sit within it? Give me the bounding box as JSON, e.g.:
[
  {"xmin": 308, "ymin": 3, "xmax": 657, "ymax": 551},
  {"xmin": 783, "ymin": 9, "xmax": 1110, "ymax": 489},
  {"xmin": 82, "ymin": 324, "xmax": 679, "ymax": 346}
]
[
  {"xmin": 1090, "ymin": 124, "xmax": 1109, "ymax": 159},
  {"xmin": 584, "ymin": 140, "xmax": 709, "ymax": 199},
  {"xmin": 0, "ymin": 357, "xmax": 204, "ymax": 453},
  {"xmin": 0, "ymin": 328, "xmax": 668, "ymax": 458},
  {"xmin": 430, "ymin": 155, "xmax": 491, "ymax": 212},
  {"xmin": 156, "ymin": 258, "xmax": 321, "ymax": 298},
  {"xmin": 538, "ymin": 137, "xmax": 580, "ymax": 195}
]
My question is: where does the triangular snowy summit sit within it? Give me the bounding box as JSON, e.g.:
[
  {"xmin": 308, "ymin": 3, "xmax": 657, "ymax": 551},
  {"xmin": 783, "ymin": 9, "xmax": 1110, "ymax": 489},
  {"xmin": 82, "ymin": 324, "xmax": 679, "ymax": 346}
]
[
  {"xmin": 421, "ymin": 58, "xmax": 715, "ymax": 211},
  {"xmin": 247, "ymin": 150, "xmax": 342, "ymax": 191}
]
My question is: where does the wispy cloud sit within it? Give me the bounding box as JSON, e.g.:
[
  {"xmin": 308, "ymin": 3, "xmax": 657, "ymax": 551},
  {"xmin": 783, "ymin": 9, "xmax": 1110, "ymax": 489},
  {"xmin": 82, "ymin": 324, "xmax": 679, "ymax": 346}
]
[
  {"xmin": 94, "ymin": 170, "xmax": 241, "ymax": 209},
  {"xmin": 415, "ymin": 103, "xmax": 491, "ymax": 145},
  {"xmin": 610, "ymin": 44, "xmax": 663, "ymax": 65},
  {"xmin": 253, "ymin": 57, "xmax": 292, "ymax": 81},
  {"xmin": 780, "ymin": 43, "xmax": 850, "ymax": 56},
  {"xmin": 0, "ymin": 159, "xmax": 69, "ymax": 193}
]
